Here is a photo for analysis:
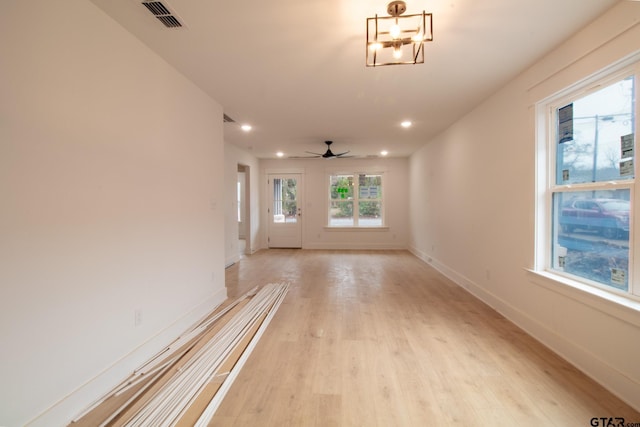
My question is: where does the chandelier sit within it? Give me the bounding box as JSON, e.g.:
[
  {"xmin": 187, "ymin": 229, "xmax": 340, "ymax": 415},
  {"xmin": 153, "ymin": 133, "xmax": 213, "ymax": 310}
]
[{"xmin": 366, "ymin": 1, "xmax": 433, "ymax": 67}]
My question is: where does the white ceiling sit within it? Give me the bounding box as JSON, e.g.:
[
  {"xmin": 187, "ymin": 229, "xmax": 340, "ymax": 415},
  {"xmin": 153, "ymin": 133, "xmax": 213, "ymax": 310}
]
[{"xmin": 91, "ymin": 0, "xmax": 620, "ymax": 158}]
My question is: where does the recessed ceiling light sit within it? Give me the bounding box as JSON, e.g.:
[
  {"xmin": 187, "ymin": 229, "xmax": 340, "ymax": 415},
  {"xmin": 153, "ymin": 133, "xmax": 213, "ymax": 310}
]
[
  {"xmin": 241, "ymin": 124, "xmax": 252, "ymax": 132},
  {"xmin": 380, "ymin": 150, "xmax": 389, "ymax": 156},
  {"xmin": 401, "ymin": 120, "xmax": 412, "ymax": 128},
  {"xmin": 276, "ymin": 151, "xmax": 284, "ymax": 158}
]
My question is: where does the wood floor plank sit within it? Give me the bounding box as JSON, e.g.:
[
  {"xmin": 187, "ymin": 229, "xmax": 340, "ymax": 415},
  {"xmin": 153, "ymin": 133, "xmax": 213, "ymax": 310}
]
[{"xmin": 218, "ymin": 249, "xmax": 640, "ymax": 426}]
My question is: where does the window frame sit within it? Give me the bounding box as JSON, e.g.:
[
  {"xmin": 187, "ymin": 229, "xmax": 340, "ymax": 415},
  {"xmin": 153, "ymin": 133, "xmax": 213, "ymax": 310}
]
[
  {"xmin": 326, "ymin": 170, "xmax": 386, "ymax": 229},
  {"xmin": 535, "ymin": 55, "xmax": 640, "ymax": 301}
]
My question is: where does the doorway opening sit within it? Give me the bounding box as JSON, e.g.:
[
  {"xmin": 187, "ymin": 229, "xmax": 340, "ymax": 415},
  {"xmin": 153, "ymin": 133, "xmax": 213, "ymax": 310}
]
[{"xmin": 237, "ymin": 164, "xmax": 251, "ymax": 256}]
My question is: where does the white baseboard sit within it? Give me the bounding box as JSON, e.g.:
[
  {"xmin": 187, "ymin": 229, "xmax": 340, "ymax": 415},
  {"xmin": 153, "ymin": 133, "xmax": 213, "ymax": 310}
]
[
  {"xmin": 26, "ymin": 287, "xmax": 228, "ymax": 427},
  {"xmin": 303, "ymin": 242, "xmax": 407, "ymax": 250},
  {"xmin": 225, "ymin": 253, "xmax": 240, "ymax": 268},
  {"xmin": 408, "ymin": 245, "xmax": 640, "ymax": 412}
]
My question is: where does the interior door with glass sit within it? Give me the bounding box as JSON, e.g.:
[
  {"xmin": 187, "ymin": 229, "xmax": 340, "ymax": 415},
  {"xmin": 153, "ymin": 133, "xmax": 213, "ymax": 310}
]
[{"xmin": 268, "ymin": 174, "xmax": 302, "ymax": 248}]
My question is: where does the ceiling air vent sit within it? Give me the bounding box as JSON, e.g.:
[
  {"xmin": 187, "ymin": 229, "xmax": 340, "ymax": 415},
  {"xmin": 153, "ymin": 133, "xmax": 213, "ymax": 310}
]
[
  {"xmin": 141, "ymin": 1, "xmax": 183, "ymax": 28},
  {"xmin": 223, "ymin": 114, "xmax": 236, "ymax": 123}
]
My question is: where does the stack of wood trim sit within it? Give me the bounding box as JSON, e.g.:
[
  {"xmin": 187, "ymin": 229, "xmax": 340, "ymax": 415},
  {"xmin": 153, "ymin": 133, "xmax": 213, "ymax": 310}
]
[{"xmin": 71, "ymin": 283, "xmax": 289, "ymax": 426}]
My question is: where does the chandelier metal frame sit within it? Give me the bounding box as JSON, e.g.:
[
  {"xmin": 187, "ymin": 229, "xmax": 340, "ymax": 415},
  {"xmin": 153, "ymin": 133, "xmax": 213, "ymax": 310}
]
[{"xmin": 366, "ymin": 1, "xmax": 433, "ymax": 67}]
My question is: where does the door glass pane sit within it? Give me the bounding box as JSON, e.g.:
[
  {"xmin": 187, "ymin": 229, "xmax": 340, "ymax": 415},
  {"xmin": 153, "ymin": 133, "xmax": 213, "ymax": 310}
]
[
  {"xmin": 552, "ymin": 189, "xmax": 630, "ymax": 290},
  {"xmin": 273, "ymin": 178, "xmax": 297, "ymax": 223}
]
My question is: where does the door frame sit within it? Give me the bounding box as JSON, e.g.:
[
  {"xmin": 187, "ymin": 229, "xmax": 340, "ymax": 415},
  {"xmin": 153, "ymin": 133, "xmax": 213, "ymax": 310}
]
[
  {"xmin": 238, "ymin": 163, "xmax": 251, "ymax": 255},
  {"xmin": 265, "ymin": 169, "xmax": 305, "ymax": 248}
]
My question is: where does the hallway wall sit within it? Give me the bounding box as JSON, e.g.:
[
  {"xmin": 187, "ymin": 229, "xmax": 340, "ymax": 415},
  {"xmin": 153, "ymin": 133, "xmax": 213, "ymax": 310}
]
[{"xmin": 0, "ymin": 1, "xmax": 226, "ymax": 425}]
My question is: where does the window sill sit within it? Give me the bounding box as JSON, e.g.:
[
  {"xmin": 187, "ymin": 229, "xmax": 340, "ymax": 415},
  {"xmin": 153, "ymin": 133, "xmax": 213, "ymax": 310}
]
[
  {"xmin": 525, "ymin": 268, "xmax": 640, "ymax": 328},
  {"xmin": 323, "ymin": 226, "xmax": 389, "ymax": 232}
]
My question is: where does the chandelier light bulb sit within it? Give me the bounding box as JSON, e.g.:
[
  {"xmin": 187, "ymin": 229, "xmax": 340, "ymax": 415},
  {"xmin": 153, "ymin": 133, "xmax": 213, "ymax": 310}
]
[
  {"xmin": 390, "ymin": 23, "xmax": 401, "ymax": 39},
  {"xmin": 369, "ymin": 42, "xmax": 383, "ymax": 51},
  {"xmin": 393, "ymin": 46, "xmax": 402, "ymax": 59}
]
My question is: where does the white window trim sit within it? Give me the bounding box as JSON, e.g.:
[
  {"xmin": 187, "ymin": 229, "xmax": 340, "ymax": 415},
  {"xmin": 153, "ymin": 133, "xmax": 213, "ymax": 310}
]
[{"xmin": 535, "ymin": 52, "xmax": 640, "ymax": 304}]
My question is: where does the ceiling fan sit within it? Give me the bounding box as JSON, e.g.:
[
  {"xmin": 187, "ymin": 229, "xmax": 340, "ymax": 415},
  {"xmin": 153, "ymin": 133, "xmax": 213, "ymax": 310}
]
[{"xmin": 290, "ymin": 141, "xmax": 353, "ymax": 159}]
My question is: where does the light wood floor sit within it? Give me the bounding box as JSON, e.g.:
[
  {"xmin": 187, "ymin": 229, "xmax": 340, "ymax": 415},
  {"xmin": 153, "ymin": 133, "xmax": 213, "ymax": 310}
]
[{"xmin": 214, "ymin": 249, "xmax": 640, "ymax": 426}]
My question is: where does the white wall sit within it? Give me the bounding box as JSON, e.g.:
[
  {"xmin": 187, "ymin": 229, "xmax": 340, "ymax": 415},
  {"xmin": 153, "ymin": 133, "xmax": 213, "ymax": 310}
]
[
  {"xmin": 0, "ymin": 2, "xmax": 226, "ymax": 426},
  {"xmin": 260, "ymin": 157, "xmax": 409, "ymax": 250},
  {"xmin": 224, "ymin": 142, "xmax": 262, "ymax": 264},
  {"xmin": 409, "ymin": 2, "xmax": 640, "ymax": 411}
]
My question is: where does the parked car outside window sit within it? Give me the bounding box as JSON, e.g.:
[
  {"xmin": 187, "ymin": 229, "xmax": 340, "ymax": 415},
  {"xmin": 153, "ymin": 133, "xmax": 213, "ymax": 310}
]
[{"xmin": 559, "ymin": 198, "xmax": 630, "ymax": 239}]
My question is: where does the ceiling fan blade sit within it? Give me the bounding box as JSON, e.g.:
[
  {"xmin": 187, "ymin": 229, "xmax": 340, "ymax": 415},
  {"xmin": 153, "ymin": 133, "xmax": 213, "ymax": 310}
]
[{"xmin": 293, "ymin": 141, "xmax": 350, "ymax": 159}]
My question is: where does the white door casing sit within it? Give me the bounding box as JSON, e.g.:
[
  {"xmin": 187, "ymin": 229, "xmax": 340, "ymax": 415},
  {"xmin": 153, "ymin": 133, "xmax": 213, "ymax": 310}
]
[{"xmin": 267, "ymin": 173, "xmax": 302, "ymax": 248}]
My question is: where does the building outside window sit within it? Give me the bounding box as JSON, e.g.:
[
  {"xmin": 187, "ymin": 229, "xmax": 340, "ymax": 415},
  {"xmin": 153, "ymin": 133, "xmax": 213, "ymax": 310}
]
[
  {"xmin": 537, "ymin": 56, "xmax": 638, "ymax": 298},
  {"xmin": 328, "ymin": 173, "xmax": 384, "ymax": 227}
]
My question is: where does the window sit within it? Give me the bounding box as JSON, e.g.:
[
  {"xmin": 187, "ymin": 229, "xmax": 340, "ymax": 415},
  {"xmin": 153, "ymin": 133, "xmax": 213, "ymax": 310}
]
[
  {"xmin": 537, "ymin": 58, "xmax": 638, "ymax": 297},
  {"xmin": 237, "ymin": 181, "xmax": 242, "ymax": 222},
  {"xmin": 328, "ymin": 173, "xmax": 384, "ymax": 227}
]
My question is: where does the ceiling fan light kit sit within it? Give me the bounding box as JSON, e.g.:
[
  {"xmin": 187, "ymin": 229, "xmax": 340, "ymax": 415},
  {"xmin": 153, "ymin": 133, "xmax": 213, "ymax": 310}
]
[{"xmin": 366, "ymin": 1, "xmax": 433, "ymax": 67}]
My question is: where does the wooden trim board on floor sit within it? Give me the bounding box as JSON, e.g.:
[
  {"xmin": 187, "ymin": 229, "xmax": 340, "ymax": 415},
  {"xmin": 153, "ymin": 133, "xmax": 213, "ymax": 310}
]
[{"xmin": 71, "ymin": 283, "xmax": 289, "ymax": 427}]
